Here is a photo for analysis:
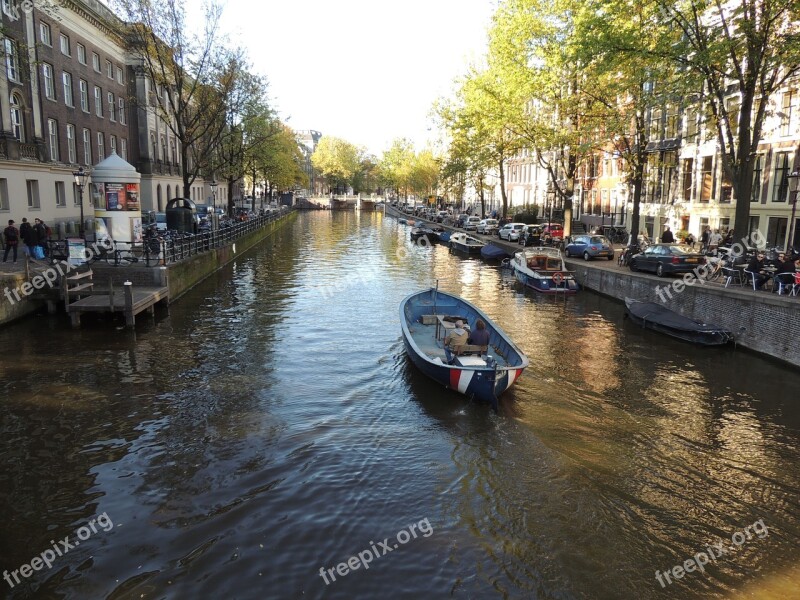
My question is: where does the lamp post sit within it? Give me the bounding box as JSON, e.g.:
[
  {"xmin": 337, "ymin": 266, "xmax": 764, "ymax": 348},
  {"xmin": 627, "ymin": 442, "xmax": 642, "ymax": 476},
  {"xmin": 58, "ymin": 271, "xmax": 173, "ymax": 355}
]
[
  {"xmin": 788, "ymin": 171, "xmax": 800, "ymax": 251},
  {"xmin": 72, "ymin": 167, "xmax": 89, "ymax": 245},
  {"xmin": 210, "ymin": 179, "xmax": 217, "ymax": 229}
]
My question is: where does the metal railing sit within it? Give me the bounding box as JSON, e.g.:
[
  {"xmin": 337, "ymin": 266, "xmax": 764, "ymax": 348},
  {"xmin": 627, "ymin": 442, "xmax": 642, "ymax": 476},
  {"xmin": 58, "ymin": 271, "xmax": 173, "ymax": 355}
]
[{"xmin": 46, "ymin": 207, "xmax": 292, "ymax": 267}]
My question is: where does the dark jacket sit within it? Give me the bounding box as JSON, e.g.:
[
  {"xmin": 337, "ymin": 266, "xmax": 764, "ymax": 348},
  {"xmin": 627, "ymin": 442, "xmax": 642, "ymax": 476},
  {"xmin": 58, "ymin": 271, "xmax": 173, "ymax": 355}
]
[
  {"xmin": 19, "ymin": 221, "xmax": 34, "ymax": 245},
  {"xmin": 33, "ymin": 222, "xmax": 46, "ymax": 244},
  {"xmin": 3, "ymin": 225, "xmax": 18, "ymax": 246},
  {"xmin": 661, "ymin": 230, "xmax": 675, "ymax": 243},
  {"xmin": 747, "ymin": 256, "xmax": 764, "ymax": 273}
]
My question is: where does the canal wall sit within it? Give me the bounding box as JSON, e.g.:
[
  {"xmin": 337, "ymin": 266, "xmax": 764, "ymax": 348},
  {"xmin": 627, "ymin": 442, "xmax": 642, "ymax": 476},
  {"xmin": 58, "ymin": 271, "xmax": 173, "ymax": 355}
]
[
  {"xmin": 91, "ymin": 210, "xmax": 297, "ymax": 301},
  {"xmin": 564, "ymin": 260, "xmax": 800, "ymax": 368},
  {"xmin": 0, "ymin": 271, "xmax": 42, "ymax": 323}
]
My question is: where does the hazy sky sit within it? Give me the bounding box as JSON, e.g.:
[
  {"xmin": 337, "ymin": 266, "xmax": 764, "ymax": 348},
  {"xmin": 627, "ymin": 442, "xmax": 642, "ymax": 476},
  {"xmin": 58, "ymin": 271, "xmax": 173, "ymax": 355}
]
[{"xmin": 219, "ymin": 0, "xmax": 496, "ymax": 156}]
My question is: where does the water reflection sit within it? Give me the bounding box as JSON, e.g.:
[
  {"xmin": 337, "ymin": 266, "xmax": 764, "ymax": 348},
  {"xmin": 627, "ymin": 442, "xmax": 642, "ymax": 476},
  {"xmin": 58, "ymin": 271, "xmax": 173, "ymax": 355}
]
[{"xmin": 0, "ymin": 211, "xmax": 799, "ymax": 599}]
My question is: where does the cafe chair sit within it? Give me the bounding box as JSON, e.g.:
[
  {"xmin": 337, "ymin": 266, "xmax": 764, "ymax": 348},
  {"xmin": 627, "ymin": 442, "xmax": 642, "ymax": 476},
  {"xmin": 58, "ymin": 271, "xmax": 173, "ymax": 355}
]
[
  {"xmin": 721, "ymin": 266, "xmax": 743, "ymax": 287},
  {"xmin": 774, "ymin": 273, "xmax": 796, "ymax": 295},
  {"xmin": 743, "ymin": 269, "xmax": 759, "ymax": 291}
]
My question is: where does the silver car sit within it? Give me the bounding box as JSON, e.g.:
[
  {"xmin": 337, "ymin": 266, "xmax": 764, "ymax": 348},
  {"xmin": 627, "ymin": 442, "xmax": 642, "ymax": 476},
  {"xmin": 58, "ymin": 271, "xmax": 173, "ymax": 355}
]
[{"xmin": 498, "ymin": 222, "xmax": 526, "ymax": 241}]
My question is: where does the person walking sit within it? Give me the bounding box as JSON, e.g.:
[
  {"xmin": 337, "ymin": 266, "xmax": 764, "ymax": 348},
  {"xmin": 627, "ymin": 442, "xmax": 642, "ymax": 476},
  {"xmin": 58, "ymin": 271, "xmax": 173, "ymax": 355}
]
[
  {"xmin": 3, "ymin": 219, "xmax": 19, "ymax": 262},
  {"xmin": 19, "ymin": 217, "xmax": 35, "ymax": 257},
  {"xmin": 32, "ymin": 218, "xmax": 46, "ymax": 259},
  {"xmin": 661, "ymin": 226, "xmax": 675, "ymax": 244},
  {"xmin": 700, "ymin": 226, "xmax": 710, "ymax": 253}
]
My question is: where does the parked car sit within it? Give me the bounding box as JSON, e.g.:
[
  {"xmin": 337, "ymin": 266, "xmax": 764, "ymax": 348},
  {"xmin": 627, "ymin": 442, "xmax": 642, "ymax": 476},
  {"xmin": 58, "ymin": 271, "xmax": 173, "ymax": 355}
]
[
  {"xmin": 628, "ymin": 244, "xmax": 706, "ymax": 276},
  {"xmin": 464, "ymin": 216, "xmax": 481, "ymax": 231},
  {"xmin": 518, "ymin": 224, "xmax": 542, "ymax": 246},
  {"xmin": 476, "ymin": 218, "xmax": 499, "ymax": 235},
  {"xmin": 456, "ymin": 214, "xmax": 470, "ymax": 228},
  {"xmin": 565, "ymin": 234, "xmax": 615, "ymax": 260},
  {"xmin": 541, "ymin": 223, "xmax": 565, "ymax": 240},
  {"xmin": 498, "ymin": 222, "xmax": 526, "ymax": 241},
  {"xmin": 436, "ymin": 210, "xmax": 448, "ymax": 223},
  {"xmin": 154, "ymin": 212, "xmax": 167, "ymax": 231}
]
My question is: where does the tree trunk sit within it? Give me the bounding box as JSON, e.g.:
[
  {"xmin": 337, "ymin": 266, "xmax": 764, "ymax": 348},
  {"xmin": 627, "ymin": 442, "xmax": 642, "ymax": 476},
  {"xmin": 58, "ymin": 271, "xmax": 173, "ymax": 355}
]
[{"xmin": 499, "ymin": 157, "xmax": 508, "ymax": 218}]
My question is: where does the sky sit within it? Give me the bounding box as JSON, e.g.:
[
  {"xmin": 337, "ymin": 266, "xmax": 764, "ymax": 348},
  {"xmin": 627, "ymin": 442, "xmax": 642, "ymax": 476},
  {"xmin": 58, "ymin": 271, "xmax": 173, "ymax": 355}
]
[{"xmin": 218, "ymin": 0, "xmax": 497, "ymax": 156}]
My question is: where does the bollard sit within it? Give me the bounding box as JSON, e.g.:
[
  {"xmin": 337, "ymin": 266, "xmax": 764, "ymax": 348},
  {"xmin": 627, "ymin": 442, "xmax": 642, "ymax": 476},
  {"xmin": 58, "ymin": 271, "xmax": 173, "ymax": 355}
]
[{"xmin": 124, "ymin": 280, "xmax": 134, "ymax": 327}]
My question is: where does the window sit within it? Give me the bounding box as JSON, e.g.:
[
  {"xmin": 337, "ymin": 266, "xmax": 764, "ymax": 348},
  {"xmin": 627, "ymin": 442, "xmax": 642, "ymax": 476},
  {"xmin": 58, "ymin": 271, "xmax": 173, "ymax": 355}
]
[
  {"xmin": 767, "ymin": 217, "xmax": 788, "ymax": 246},
  {"xmin": 77, "ymin": 43, "xmax": 86, "ymax": 64},
  {"xmin": 781, "ymin": 90, "xmax": 795, "ymax": 136},
  {"xmin": 92, "ymin": 52, "xmax": 100, "ymax": 72},
  {"xmin": 751, "ymin": 156, "xmax": 762, "ymax": 203},
  {"xmin": 116, "ymin": 65, "xmax": 123, "ymax": 84},
  {"xmin": 47, "ymin": 119, "xmax": 59, "ymax": 161},
  {"xmin": 10, "ymin": 93, "xmax": 23, "ymax": 141},
  {"xmin": 40, "ymin": 22, "xmax": 51, "ymax": 46},
  {"xmin": 96, "ymin": 131, "xmax": 104, "ymax": 158},
  {"xmin": 79, "ymin": 79, "xmax": 88, "ymax": 111},
  {"xmin": 62, "ymin": 72, "xmax": 73, "ymax": 106},
  {"xmin": 772, "ymin": 152, "xmax": 790, "ymax": 202},
  {"xmin": 681, "ymin": 158, "xmax": 694, "ymax": 201},
  {"xmin": 700, "ymin": 156, "xmax": 713, "ymax": 202},
  {"xmin": 43, "ymin": 63, "xmax": 55, "ymax": 99},
  {"xmin": 94, "ymin": 86, "xmax": 102, "ymax": 116},
  {"xmin": 650, "ymin": 108, "xmax": 662, "ymax": 139},
  {"xmin": 59, "ymin": 33, "xmax": 70, "ymax": 55},
  {"xmin": 726, "ymin": 97, "xmax": 740, "ymax": 138},
  {"xmin": 26, "ymin": 180, "xmax": 40, "ymax": 208},
  {"xmin": 665, "ymin": 104, "xmax": 679, "ymax": 138},
  {"xmin": 110, "ymin": 135, "xmax": 116, "ymax": 155},
  {"xmin": 118, "ymin": 97, "xmax": 126, "ymax": 124},
  {"xmin": 120, "ymin": 138, "xmax": 127, "ymax": 160},
  {"xmin": 106, "ymin": 60, "xmax": 113, "ymax": 79},
  {"xmin": 0, "ymin": 179, "xmax": 8, "ymax": 210},
  {"xmin": 686, "ymin": 108, "xmax": 698, "ymax": 139},
  {"xmin": 107, "ymin": 92, "xmax": 115, "ymax": 121},
  {"xmin": 55, "ymin": 181, "xmax": 66, "ymax": 206},
  {"xmin": 66, "ymin": 124, "xmax": 76, "ymax": 163},
  {"xmin": 5, "ymin": 39, "xmax": 19, "ymax": 82},
  {"xmin": 82, "ymin": 128, "xmax": 91, "ymax": 165},
  {"xmin": 160, "ymin": 135, "xmax": 166, "ymax": 162}
]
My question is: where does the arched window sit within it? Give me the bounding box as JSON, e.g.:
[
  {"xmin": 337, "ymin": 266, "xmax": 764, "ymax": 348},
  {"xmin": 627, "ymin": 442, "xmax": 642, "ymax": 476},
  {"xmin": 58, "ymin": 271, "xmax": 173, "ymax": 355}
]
[
  {"xmin": 156, "ymin": 184, "xmax": 162, "ymax": 211},
  {"xmin": 10, "ymin": 93, "xmax": 23, "ymax": 141},
  {"xmin": 150, "ymin": 134, "xmax": 157, "ymax": 162},
  {"xmin": 166, "ymin": 184, "xmax": 171, "ymax": 200}
]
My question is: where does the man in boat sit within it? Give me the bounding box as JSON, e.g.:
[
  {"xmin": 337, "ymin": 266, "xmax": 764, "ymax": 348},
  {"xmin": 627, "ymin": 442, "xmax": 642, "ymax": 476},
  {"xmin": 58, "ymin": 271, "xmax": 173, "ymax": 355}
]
[{"xmin": 444, "ymin": 320, "xmax": 469, "ymax": 363}]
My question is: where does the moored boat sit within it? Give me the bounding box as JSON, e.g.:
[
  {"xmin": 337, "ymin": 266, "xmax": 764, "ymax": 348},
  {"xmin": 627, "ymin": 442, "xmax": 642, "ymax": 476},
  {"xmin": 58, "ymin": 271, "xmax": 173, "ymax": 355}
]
[
  {"xmin": 449, "ymin": 232, "xmax": 485, "ymax": 254},
  {"xmin": 437, "ymin": 230, "xmax": 452, "ymax": 244},
  {"xmin": 480, "ymin": 243, "xmax": 512, "ymax": 261},
  {"xmin": 410, "ymin": 227, "xmax": 436, "ymax": 243},
  {"xmin": 400, "ymin": 288, "xmax": 529, "ymax": 410},
  {"xmin": 510, "ymin": 247, "xmax": 579, "ymax": 294},
  {"xmin": 624, "ymin": 298, "xmax": 734, "ymax": 345}
]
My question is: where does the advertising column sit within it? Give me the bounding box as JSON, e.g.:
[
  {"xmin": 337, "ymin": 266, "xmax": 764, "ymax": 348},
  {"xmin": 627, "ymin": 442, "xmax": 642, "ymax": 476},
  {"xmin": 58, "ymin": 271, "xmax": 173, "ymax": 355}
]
[{"xmin": 90, "ymin": 152, "xmax": 142, "ymax": 245}]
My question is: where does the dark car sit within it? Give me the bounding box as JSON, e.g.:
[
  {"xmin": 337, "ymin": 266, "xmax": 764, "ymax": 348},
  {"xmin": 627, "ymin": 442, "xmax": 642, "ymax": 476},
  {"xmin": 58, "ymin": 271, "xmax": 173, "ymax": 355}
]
[
  {"xmin": 629, "ymin": 244, "xmax": 707, "ymax": 277},
  {"xmin": 565, "ymin": 234, "xmax": 615, "ymax": 260},
  {"xmin": 518, "ymin": 224, "xmax": 542, "ymax": 246}
]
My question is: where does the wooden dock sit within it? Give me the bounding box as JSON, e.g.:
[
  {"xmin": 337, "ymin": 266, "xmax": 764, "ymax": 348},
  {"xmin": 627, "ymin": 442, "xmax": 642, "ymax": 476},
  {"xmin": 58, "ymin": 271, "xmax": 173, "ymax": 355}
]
[{"xmin": 66, "ymin": 281, "xmax": 169, "ymax": 328}]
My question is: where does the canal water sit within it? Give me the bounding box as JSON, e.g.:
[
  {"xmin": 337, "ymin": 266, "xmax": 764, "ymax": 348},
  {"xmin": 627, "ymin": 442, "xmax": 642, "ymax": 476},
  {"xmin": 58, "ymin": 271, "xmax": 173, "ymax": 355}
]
[{"xmin": 1, "ymin": 211, "xmax": 799, "ymax": 600}]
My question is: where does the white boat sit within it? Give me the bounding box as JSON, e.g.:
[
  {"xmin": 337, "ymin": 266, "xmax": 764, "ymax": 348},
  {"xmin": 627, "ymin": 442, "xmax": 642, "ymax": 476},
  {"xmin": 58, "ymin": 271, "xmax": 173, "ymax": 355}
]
[
  {"xmin": 510, "ymin": 247, "xmax": 580, "ymax": 294},
  {"xmin": 449, "ymin": 232, "xmax": 485, "ymax": 254}
]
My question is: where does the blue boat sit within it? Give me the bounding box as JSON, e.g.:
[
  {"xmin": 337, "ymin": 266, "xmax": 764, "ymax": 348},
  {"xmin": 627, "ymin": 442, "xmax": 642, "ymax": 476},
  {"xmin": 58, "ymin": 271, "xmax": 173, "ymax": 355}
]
[
  {"xmin": 480, "ymin": 243, "xmax": 512, "ymax": 261},
  {"xmin": 437, "ymin": 230, "xmax": 451, "ymax": 243},
  {"xmin": 400, "ymin": 287, "xmax": 529, "ymax": 411}
]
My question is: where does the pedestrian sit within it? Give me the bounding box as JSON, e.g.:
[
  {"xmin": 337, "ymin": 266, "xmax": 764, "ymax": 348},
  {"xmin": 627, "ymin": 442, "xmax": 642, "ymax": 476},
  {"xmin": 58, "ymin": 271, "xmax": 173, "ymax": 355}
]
[
  {"xmin": 19, "ymin": 217, "xmax": 34, "ymax": 257},
  {"xmin": 661, "ymin": 226, "xmax": 675, "ymax": 244},
  {"xmin": 709, "ymin": 229, "xmax": 723, "ymax": 252},
  {"xmin": 685, "ymin": 232, "xmax": 695, "ymax": 250},
  {"xmin": 3, "ymin": 219, "xmax": 19, "ymax": 262},
  {"xmin": 33, "ymin": 218, "xmax": 47, "ymax": 259},
  {"xmin": 723, "ymin": 229, "xmax": 734, "ymax": 246},
  {"xmin": 700, "ymin": 226, "xmax": 710, "ymax": 252}
]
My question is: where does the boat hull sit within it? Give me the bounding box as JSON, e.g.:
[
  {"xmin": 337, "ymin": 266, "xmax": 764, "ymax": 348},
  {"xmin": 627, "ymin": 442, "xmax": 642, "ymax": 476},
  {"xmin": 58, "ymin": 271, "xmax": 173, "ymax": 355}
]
[
  {"xmin": 511, "ymin": 248, "xmax": 580, "ymax": 294},
  {"xmin": 400, "ymin": 288, "xmax": 528, "ymax": 410},
  {"xmin": 624, "ymin": 298, "xmax": 734, "ymax": 346},
  {"xmin": 513, "ymin": 266, "xmax": 579, "ymax": 294}
]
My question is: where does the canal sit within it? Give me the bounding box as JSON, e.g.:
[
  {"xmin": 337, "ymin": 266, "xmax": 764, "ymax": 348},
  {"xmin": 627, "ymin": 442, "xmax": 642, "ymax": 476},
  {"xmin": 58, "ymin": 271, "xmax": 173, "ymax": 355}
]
[{"xmin": 1, "ymin": 210, "xmax": 799, "ymax": 599}]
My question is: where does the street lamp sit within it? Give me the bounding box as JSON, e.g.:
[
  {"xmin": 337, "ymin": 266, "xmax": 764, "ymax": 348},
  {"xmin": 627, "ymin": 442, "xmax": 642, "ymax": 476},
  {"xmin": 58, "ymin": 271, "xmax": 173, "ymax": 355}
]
[
  {"xmin": 210, "ymin": 179, "xmax": 218, "ymax": 229},
  {"xmin": 787, "ymin": 171, "xmax": 800, "ymax": 251},
  {"xmin": 72, "ymin": 167, "xmax": 89, "ymax": 244}
]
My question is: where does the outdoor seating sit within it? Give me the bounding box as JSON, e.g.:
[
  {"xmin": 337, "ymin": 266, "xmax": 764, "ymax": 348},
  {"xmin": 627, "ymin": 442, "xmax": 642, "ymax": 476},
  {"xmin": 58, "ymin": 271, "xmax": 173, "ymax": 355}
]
[
  {"xmin": 743, "ymin": 269, "xmax": 759, "ymax": 291},
  {"xmin": 773, "ymin": 273, "xmax": 796, "ymax": 295},
  {"xmin": 722, "ymin": 266, "xmax": 744, "ymax": 287}
]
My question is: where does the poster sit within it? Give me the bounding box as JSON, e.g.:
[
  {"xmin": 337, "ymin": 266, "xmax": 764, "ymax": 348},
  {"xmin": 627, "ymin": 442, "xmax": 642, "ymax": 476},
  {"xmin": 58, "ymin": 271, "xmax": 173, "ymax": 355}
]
[
  {"xmin": 91, "ymin": 182, "xmax": 105, "ymax": 209},
  {"xmin": 131, "ymin": 217, "xmax": 142, "ymax": 243},
  {"xmin": 105, "ymin": 183, "xmax": 125, "ymax": 211},
  {"xmin": 126, "ymin": 183, "xmax": 140, "ymax": 211}
]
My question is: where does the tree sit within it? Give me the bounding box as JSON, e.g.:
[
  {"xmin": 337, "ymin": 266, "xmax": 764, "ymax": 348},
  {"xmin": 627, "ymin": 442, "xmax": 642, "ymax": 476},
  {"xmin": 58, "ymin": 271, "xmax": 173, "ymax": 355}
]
[
  {"xmin": 311, "ymin": 136, "xmax": 361, "ymax": 194},
  {"xmin": 258, "ymin": 123, "xmax": 308, "ymax": 202},
  {"xmin": 634, "ymin": 0, "xmax": 800, "ymax": 238},
  {"xmin": 379, "ymin": 138, "xmax": 416, "ymax": 199},
  {"xmin": 112, "ymin": 0, "xmax": 243, "ymax": 198}
]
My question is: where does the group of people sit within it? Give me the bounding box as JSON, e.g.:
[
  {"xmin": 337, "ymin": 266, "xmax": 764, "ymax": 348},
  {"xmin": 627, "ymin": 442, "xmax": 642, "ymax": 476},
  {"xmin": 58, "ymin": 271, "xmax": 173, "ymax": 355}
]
[
  {"xmin": 443, "ymin": 318, "xmax": 490, "ymax": 363},
  {"xmin": 2, "ymin": 217, "xmax": 51, "ymax": 262},
  {"xmin": 649, "ymin": 225, "xmax": 733, "ymax": 252},
  {"xmin": 746, "ymin": 251, "xmax": 800, "ymax": 291}
]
